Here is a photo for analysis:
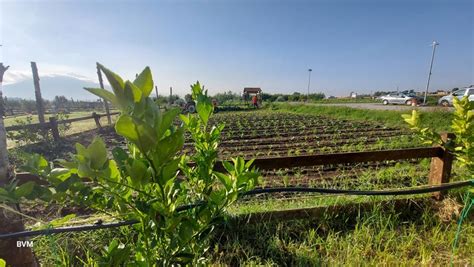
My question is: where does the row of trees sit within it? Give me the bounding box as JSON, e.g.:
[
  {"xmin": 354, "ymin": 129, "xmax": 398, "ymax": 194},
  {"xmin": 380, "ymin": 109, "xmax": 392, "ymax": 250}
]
[
  {"xmin": 261, "ymin": 92, "xmax": 326, "ymax": 102},
  {"xmin": 135, "ymin": 91, "xmax": 328, "ymax": 106},
  {"xmin": 3, "ymin": 91, "xmax": 329, "ymax": 114},
  {"xmin": 3, "ymin": 96, "xmax": 105, "ymax": 115}
]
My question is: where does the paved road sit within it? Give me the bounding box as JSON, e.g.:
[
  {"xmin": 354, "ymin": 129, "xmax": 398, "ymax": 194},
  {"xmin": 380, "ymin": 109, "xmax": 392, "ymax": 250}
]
[{"xmin": 308, "ymin": 103, "xmax": 453, "ymax": 112}]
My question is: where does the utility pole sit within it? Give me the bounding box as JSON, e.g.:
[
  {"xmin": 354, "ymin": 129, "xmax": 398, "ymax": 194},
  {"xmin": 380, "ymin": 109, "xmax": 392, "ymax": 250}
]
[
  {"xmin": 169, "ymin": 86, "xmax": 173, "ymax": 105},
  {"xmin": 31, "ymin": 62, "xmax": 45, "ymax": 124},
  {"xmin": 155, "ymin": 85, "xmax": 159, "ymax": 100},
  {"xmin": 307, "ymin": 69, "xmax": 312, "ymax": 102},
  {"xmin": 423, "ymin": 41, "xmax": 439, "ymax": 105},
  {"xmin": 96, "ymin": 63, "xmax": 111, "ymax": 124}
]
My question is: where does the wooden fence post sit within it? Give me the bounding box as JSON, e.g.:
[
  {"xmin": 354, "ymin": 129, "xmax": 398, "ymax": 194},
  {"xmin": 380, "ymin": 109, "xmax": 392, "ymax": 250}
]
[
  {"xmin": 429, "ymin": 133, "xmax": 455, "ymax": 200},
  {"xmin": 49, "ymin": 116, "xmax": 60, "ymax": 141},
  {"xmin": 31, "ymin": 62, "xmax": 45, "ymax": 124},
  {"xmin": 92, "ymin": 112, "xmax": 102, "ymax": 130},
  {"xmin": 96, "ymin": 63, "xmax": 111, "ymax": 125}
]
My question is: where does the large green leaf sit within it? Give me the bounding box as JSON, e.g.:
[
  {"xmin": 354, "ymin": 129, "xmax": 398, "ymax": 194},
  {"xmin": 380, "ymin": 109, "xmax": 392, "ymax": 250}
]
[
  {"xmin": 196, "ymin": 94, "xmax": 213, "ymax": 125},
  {"xmin": 87, "ymin": 137, "xmax": 108, "ymax": 170},
  {"xmin": 214, "ymin": 172, "xmax": 232, "ymax": 190},
  {"xmin": 15, "ymin": 181, "xmax": 36, "ymax": 198},
  {"xmin": 128, "ymin": 159, "xmax": 148, "ymax": 186},
  {"xmin": 191, "ymin": 82, "xmax": 213, "ymax": 124},
  {"xmin": 115, "ymin": 115, "xmax": 156, "ymax": 152},
  {"xmin": 153, "ymin": 128, "xmax": 184, "ymax": 166},
  {"xmin": 97, "ymin": 63, "xmax": 129, "ymax": 109},
  {"xmin": 133, "ymin": 66, "xmax": 153, "ymax": 97},
  {"xmin": 124, "ymin": 81, "xmax": 143, "ymax": 103},
  {"xmin": 84, "ymin": 88, "xmax": 118, "ymax": 106},
  {"xmin": 157, "ymin": 108, "xmax": 180, "ymax": 139},
  {"xmin": 97, "ymin": 63, "xmax": 124, "ymax": 95},
  {"xmin": 116, "ymin": 115, "xmax": 139, "ymax": 141}
]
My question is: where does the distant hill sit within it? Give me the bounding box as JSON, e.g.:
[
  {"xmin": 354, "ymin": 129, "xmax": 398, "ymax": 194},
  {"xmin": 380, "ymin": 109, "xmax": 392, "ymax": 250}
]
[{"xmin": 3, "ymin": 75, "xmax": 101, "ymax": 100}]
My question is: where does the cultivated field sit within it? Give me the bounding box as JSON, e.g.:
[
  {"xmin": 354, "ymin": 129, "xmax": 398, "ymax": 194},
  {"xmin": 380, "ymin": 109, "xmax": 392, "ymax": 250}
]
[{"xmin": 11, "ymin": 108, "xmax": 472, "ymax": 265}]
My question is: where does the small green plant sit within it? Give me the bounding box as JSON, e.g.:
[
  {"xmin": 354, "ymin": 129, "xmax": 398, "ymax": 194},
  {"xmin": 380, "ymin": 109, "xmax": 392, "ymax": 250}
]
[
  {"xmin": 56, "ymin": 112, "xmax": 71, "ymax": 136},
  {"xmin": 7, "ymin": 115, "xmax": 43, "ymax": 146},
  {"xmin": 402, "ymin": 97, "xmax": 473, "ymax": 180}
]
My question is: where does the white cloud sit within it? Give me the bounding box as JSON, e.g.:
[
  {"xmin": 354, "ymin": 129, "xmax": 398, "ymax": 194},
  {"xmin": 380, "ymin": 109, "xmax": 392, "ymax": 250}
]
[
  {"xmin": 3, "ymin": 65, "xmax": 96, "ymax": 85},
  {"xmin": 3, "ymin": 71, "xmax": 31, "ymax": 85}
]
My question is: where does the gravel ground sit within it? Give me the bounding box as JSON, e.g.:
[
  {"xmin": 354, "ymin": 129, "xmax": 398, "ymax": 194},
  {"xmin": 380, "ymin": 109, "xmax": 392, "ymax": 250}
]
[{"xmin": 307, "ymin": 103, "xmax": 453, "ymax": 112}]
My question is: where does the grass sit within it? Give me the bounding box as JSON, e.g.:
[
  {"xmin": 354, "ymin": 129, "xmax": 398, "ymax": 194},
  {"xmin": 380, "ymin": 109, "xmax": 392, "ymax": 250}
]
[
  {"xmin": 28, "ymin": 195, "xmax": 474, "ymax": 266},
  {"xmin": 269, "ymin": 102, "xmax": 453, "ymax": 132},
  {"xmin": 212, "ymin": 197, "xmax": 474, "ymax": 266}
]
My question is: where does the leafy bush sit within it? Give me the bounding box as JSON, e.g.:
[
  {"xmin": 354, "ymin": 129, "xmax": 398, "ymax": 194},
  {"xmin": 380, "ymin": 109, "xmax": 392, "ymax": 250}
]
[
  {"xmin": 6, "ymin": 115, "xmax": 43, "ymax": 146},
  {"xmin": 2, "ymin": 64, "xmax": 260, "ymax": 265},
  {"xmin": 402, "ymin": 96, "xmax": 473, "ymax": 180},
  {"xmin": 7, "ymin": 112, "xmax": 71, "ymax": 147}
]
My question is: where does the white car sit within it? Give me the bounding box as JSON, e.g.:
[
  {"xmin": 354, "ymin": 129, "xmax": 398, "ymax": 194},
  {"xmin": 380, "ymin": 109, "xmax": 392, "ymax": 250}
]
[
  {"xmin": 379, "ymin": 93, "xmax": 420, "ymax": 105},
  {"xmin": 438, "ymin": 87, "xmax": 474, "ymax": 107}
]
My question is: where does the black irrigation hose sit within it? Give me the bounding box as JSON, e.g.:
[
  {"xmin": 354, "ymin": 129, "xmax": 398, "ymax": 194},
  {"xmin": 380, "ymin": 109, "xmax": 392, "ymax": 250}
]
[
  {"xmin": 0, "ymin": 220, "xmax": 139, "ymax": 239},
  {"xmin": 0, "ymin": 203, "xmax": 206, "ymax": 239},
  {"xmin": 244, "ymin": 180, "xmax": 474, "ymax": 196},
  {"xmin": 1, "ymin": 180, "xmax": 472, "ymax": 239}
]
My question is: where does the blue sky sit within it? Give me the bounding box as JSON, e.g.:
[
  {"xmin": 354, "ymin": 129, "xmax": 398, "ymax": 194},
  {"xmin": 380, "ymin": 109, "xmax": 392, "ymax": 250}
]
[{"xmin": 0, "ymin": 0, "xmax": 472, "ymax": 99}]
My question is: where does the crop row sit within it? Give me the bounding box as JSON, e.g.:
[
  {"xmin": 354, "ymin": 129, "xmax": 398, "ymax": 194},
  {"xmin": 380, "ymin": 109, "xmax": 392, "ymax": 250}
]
[{"xmin": 214, "ymin": 129, "xmax": 407, "ymax": 147}]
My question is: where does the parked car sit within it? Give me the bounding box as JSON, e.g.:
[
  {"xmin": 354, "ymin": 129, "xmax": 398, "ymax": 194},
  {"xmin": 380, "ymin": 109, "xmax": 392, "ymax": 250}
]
[
  {"xmin": 438, "ymin": 87, "xmax": 474, "ymax": 107},
  {"xmin": 379, "ymin": 93, "xmax": 421, "ymax": 105}
]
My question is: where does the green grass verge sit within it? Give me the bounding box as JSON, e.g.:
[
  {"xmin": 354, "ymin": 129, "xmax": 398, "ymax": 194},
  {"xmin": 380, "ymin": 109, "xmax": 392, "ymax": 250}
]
[
  {"xmin": 268, "ymin": 103, "xmax": 453, "ymax": 132},
  {"xmin": 213, "ymin": 197, "xmax": 474, "ymax": 266}
]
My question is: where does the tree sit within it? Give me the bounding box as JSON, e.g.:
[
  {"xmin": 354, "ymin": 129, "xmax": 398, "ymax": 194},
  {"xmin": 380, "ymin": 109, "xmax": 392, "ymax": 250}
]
[
  {"xmin": 213, "ymin": 90, "xmax": 240, "ymax": 104},
  {"xmin": 0, "ymin": 63, "xmax": 38, "ymax": 266},
  {"xmin": 53, "ymin": 95, "xmax": 69, "ymax": 111}
]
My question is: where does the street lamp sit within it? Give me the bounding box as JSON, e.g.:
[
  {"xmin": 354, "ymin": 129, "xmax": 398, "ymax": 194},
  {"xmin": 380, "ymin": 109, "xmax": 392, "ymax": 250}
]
[
  {"xmin": 307, "ymin": 68, "xmax": 312, "ymax": 101},
  {"xmin": 423, "ymin": 41, "xmax": 439, "ymax": 105}
]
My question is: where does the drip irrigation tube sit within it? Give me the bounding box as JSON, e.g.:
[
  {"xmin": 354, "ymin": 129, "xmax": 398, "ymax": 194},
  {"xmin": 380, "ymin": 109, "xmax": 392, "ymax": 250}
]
[
  {"xmin": 1, "ymin": 180, "xmax": 472, "ymax": 239},
  {"xmin": 243, "ymin": 180, "xmax": 474, "ymax": 196}
]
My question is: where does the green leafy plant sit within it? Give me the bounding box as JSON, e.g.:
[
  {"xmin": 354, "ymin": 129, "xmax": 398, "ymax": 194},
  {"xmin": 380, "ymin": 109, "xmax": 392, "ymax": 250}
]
[
  {"xmin": 402, "ymin": 96, "xmax": 474, "ymax": 259},
  {"xmin": 56, "ymin": 112, "xmax": 71, "ymax": 136},
  {"xmin": 402, "ymin": 96, "xmax": 473, "ymax": 182},
  {"xmin": 2, "ymin": 64, "xmax": 260, "ymax": 265},
  {"xmin": 7, "ymin": 112, "xmax": 70, "ymax": 147},
  {"xmin": 7, "ymin": 115, "xmax": 43, "ymax": 146}
]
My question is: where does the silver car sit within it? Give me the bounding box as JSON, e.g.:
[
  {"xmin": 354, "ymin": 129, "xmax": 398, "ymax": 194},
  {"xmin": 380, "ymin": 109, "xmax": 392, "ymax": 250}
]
[
  {"xmin": 438, "ymin": 87, "xmax": 474, "ymax": 107},
  {"xmin": 380, "ymin": 93, "xmax": 419, "ymax": 105}
]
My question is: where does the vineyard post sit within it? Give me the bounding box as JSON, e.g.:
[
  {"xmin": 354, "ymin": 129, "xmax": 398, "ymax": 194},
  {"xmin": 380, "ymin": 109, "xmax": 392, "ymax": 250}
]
[
  {"xmin": 429, "ymin": 133, "xmax": 454, "ymax": 200},
  {"xmin": 31, "ymin": 62, "xmax": 45, "ymax": 124},
  {"xmin": 96, "ymin": 63, "xmax": 112, "ymax": 125},
  {"xmin": 92, "ymin": 112, "xmax": 102, "ymax": 130},
  {"xmin": 49, "ymin": 116, "xmax": 60, "ymax": 141}
]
